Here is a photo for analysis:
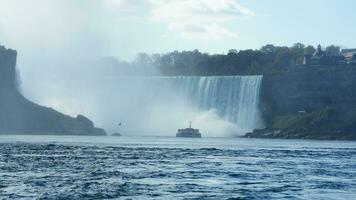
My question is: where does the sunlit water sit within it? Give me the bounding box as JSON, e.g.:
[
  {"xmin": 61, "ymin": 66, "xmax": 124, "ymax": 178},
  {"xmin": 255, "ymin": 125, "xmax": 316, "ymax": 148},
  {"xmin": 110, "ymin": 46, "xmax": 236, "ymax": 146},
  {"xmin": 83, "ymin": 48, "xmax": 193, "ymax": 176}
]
[{"xmin": 0, "ymin": 135, "xmax": 355, "ymax": 199}]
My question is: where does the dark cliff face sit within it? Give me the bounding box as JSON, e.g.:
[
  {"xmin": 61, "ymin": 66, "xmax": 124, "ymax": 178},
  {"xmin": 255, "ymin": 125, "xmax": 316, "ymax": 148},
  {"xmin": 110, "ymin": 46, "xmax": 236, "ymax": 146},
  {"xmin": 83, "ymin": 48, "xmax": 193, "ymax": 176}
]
[
  {"xmin": 261, "ymin": 67, "xmax": 356, "ymax": 121},
  {"xmin": 0, "ymin": 46, "xmax": 17, "ymax": 92},
  {"xmin": 0, "ymin": 45, "xmax": 106, "ymax": 135},
  {"xmin": 252, "ymin": 67, "xmax": 356, "ymax": 140}
]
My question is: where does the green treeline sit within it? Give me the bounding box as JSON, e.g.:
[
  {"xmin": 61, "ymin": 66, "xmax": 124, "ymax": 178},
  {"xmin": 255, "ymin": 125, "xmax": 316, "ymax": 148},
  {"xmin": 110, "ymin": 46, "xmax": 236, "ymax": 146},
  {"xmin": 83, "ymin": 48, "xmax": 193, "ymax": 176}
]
[{"xmin": 133, "ymin": 43, "xmax": 342, "ymax": 76}]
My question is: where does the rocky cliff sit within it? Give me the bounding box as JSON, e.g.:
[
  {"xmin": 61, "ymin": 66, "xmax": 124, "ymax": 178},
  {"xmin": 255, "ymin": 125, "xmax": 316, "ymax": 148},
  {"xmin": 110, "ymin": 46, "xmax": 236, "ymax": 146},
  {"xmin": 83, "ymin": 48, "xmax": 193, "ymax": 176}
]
[
  {"xmin": 246, "ymin": 66, "xmax": 356, "ymax": 140},
  {"xmin": 0, "ymin": 45, "xmax": 106, "ymax": 135}
]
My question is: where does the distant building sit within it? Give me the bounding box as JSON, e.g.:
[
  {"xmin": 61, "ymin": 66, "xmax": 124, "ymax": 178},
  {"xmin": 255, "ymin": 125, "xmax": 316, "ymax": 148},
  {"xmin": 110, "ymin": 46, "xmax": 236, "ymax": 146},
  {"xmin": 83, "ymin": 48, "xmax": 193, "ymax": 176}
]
[
  {"xmin": 342, "ymin": 49, "xmax": 356, "ymax": 65},
  {"xmin": 303, "ymin": 45, "xmax": 328, "ymax": 66},
  {"xmin": 303, "ymin": 45, "xmax": 354, "ymax": 66},
  {"xmin": 312, "ymin": 45, "xmax": 327, "ymax": 65}
]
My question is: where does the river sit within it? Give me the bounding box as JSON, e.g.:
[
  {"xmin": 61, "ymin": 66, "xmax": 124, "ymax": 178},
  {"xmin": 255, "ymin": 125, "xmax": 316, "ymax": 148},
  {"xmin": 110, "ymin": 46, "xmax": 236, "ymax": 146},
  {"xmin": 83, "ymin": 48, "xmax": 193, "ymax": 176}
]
[{"xmin": 0, "ymin": 135, "xmax": 355, "ymax": 199}]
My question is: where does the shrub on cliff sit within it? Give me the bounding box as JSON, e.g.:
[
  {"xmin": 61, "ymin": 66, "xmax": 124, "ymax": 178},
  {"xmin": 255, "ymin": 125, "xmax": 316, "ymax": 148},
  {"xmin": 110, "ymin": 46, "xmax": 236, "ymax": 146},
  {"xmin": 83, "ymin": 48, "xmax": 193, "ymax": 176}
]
[{"xmin": 271, "ymin": 107, "xmax": 336, "ymax": 132}]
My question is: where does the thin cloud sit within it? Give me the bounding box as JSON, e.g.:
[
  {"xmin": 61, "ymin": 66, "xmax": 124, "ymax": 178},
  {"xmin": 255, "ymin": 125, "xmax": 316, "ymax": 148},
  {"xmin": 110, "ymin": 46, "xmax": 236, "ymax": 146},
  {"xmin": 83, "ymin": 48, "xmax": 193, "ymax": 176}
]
[
  {"xmin": 175, "ymin": 23, "xmax": 239, "ymax": 40},
  {"xmin": 103, "ymin": 0, "xmax": 253, "ymax": 40},
  {"xmin": 103, "ymin": 0, "xmax": 147, "ymax": 11},
  {"xmin": 151, "ymin": 0, "xmax": 253, "ymax": 40}
]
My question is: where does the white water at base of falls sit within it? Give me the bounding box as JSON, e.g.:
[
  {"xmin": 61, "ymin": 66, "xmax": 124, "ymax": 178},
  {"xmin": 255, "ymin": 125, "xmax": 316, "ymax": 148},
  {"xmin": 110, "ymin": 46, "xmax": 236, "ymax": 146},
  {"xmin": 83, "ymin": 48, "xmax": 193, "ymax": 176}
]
[
  {"xmin": 162, "ymin": 76, "xmax": 264, "ymax": 130},
  {"xmin": 33, "ymin": 75, "xmax": 264, "ymax": 136},
  {"xmin": 136, "ymin": 75, "xmax": 264, "ymax": 134},
  {"xmin": 111, "ymin": 75, "xmax": 265, "ymax": 135}
]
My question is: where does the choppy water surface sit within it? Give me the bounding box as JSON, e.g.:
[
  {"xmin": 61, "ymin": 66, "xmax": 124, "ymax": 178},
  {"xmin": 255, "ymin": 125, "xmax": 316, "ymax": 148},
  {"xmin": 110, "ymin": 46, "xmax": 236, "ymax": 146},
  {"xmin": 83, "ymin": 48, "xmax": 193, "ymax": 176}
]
[{"xmin": 0, "ymin": 136, "xmax": 355, "ymax": 199}]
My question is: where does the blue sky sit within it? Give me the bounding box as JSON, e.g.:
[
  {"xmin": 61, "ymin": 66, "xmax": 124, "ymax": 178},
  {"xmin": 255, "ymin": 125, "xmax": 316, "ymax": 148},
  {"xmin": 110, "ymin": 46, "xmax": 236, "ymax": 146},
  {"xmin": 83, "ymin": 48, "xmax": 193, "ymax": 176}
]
[
  {"xmin": 238, "ymin": 0, "xmax": 356, "ymax": 49},
  {"xmin": 1, "ymin": 0, "xmax": 356, "ymax": 61},
  {"xmin": 100, "ymin": 0, "xmax": 356, "ymax": 59}
]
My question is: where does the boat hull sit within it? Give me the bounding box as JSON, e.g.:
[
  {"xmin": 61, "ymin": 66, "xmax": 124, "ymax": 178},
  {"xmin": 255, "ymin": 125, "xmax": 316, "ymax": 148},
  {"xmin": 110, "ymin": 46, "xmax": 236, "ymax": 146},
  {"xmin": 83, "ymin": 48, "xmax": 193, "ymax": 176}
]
[{"xmin": 176, "ymin": 133, "xmax": 202, "ymax": 138}]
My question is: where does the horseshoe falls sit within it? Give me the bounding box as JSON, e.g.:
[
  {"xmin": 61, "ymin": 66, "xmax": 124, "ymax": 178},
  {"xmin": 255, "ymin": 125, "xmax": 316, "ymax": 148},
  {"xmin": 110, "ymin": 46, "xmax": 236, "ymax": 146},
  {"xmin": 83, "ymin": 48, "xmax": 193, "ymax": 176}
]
[
  {"xmin": 163, "ymin": 75, "xmax": 264, "ymax": 131},
  {"xmin": 135, "ymin": 75, "xmax": 264, "ymax": 135},
  {"xmin": 39, "ymin": 75, "xmax": 264, "ymax": 136}
]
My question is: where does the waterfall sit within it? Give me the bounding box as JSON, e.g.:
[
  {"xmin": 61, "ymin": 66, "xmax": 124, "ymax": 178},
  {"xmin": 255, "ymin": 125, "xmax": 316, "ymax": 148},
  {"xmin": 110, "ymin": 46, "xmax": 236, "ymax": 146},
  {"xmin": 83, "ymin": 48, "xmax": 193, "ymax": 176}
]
[
  {"xmin": 39, "ymin": 74, "xmax": 264, "ymax": 135},
  {"xmin": 143, "ymin": 75, "xmax": 264, "ymax": 131}
]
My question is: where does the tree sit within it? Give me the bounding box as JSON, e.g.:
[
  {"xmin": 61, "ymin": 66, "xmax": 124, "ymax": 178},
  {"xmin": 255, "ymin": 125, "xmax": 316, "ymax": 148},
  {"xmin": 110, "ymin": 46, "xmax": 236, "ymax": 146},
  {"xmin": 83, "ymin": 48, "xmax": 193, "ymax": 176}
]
[
  {"xmin": 290, "ymin": 43, "xmax": 306, "ymax": 65},
  {"xmin": 134, "ymin": 53, "xmax": 153, "ymax": 66},
  {"xmin": 228, "ymin": 49, "xmax": 238, "ymax": 55},
  {"xmin": 325, "ymin": 45, "xmax": 341, "ymax": 56},
  {"xmin": 260, "ymin": 44, "xmax": 276, "ymax": 54},
  {"xmin": 304, "ymin": 45, "xmax": 316, "ymax": 55}
]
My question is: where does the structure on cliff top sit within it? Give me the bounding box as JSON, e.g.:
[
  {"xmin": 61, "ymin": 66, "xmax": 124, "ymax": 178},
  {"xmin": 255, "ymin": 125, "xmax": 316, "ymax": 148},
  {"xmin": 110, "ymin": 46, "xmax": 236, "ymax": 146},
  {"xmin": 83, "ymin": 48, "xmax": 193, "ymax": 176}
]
[
  {"xmin": 303, "ymin": 45, "xmax": 356, "ymax": 66},
  {"xmin": 342, "ymin": 49, "xmax": 356, "ymax": 64}
]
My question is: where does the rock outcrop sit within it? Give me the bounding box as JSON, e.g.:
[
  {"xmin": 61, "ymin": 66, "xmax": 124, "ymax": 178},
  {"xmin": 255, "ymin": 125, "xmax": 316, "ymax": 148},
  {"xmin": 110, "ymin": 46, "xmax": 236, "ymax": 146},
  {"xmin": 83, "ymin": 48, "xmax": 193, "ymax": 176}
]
[{"xmin": 0, "ymin": 45, "xmax": 106, "ymax": 135}]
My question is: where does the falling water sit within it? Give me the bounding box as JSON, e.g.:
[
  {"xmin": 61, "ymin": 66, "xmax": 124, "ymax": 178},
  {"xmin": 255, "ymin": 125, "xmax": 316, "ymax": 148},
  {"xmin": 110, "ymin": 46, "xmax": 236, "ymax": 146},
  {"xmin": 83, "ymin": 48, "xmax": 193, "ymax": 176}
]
[
  {"xmin": 39, "ymin": 75, "xmax": 264, "ymax": 135},
  {"xmin": 143, "ymin": 75, "xmax": 264, "ymax": 130}
]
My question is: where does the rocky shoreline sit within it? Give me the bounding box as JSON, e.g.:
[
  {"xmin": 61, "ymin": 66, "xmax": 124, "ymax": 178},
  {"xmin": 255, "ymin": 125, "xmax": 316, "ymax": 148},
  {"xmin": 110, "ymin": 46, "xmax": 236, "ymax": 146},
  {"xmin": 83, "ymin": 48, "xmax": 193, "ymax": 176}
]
[
  {"xmin": 246, "ymin": 106, "xmax": 356, "ymax": 140},
  {"xmin": 245, "ymin": 128, "xmax": 356, "ymax": 141}
]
